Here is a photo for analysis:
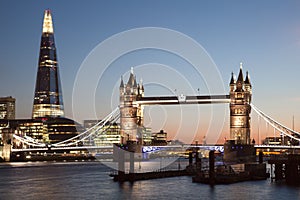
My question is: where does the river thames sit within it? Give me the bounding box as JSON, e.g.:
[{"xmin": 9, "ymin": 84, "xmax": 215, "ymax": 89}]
[{"xmin": 0, "ymin": 161, "xmax": 299, "ymax": 200}]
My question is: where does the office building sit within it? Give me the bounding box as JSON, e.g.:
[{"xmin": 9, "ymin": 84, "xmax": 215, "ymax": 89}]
[{"xmin": 32, "ymin": 10, "xmax": 64, "ymax": 118}]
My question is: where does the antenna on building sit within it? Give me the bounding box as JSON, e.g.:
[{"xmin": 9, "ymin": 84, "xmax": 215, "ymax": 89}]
[{"xmin": 131, "ymin": 67, "xmax": 134, "ymax": 74}]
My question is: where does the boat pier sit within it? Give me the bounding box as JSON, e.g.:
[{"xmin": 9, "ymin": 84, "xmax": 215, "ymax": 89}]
[{"xmin": 268, "ymin": 154, "xmax": 300, "ymax": 185}]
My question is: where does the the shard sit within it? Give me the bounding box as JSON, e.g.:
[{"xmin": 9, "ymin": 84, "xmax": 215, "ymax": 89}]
[{"xmin": 32, "ymin": 10, "xmax": 64, "ymax": 118}]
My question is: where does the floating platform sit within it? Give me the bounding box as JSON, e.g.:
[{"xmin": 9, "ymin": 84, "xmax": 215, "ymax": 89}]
[
  {"xmin": 110, "ymin": 169, "xmax": 189, "ymax": 182},
  {"xmin": 268, "ymin": 154, "xmax": 300, "ymax": 185},
  {"xmin": 192, "ymin": 163, "xmax": 268, "ymax": 185}
]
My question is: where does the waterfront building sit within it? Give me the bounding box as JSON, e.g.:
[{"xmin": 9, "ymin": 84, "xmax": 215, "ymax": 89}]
[
  {"xmin": 152, "ymin": 130, "xmax": 167, "ymax": 145},
  {"xmin": 0, "ymin": 118, "xmax": 84, "ymax": 146},
  {"xmin": 83, "ymin": 120, "xmax": 121, "ymax": 146},
  {"xmin": 263, "ymin": 137, "xmax": 283, "ymax": 145},
  {"xmin": 140, "ymin": 127, "xmax": 152, "ymax": 145},
  {"xmin": 32, "ymin": 10, "xmax": 64, "ymax": 118},
  {"xmin": 0, "ymin": 96, "xmax": 15, "ymax": 119},
  {"xmin": 262, "ymin": 136, "xmax": 298, "ymax": 146},
  {"xmin": 93, "ymin": 122, "xmax": 121, "ymax": 146},
  {"xmin": 83, "ymin": 120, "xmax": 154, "ymax": 146}
]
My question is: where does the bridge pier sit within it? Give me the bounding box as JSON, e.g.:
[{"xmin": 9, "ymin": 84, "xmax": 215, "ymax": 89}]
[
  {"xmin": 223, "ymin": 140, "xmax": 256, "ymax": 162},
  {"xmin": 274, "ymin": 163, "xmax": 284, "ymax": 181},
  {"xmin": 269, "ymin": 154, "xmax": 300, "ymax": 185}
]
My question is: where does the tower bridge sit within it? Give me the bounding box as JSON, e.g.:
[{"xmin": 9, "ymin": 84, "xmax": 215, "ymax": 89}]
[
  {"xmin": 3, "ymin": 63, "xmax": 300, "ymax": 162},
  {"xmin": 117, "ymin": 63, "xmax": 254, "ymax": 161},
  {"xmin": 2, "ymin": 10, "xmax": 300, "ymax": 162}
]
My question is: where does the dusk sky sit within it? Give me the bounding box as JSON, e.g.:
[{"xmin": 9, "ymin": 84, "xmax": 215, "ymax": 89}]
[{"xmin": 1, "ymin": 1, "xmax": 300, "ymax": 144}]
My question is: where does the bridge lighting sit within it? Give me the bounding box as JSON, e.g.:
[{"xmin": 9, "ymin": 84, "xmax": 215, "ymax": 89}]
[{"xmin": 178, "ymin": 94, "xmax": 186, "ymax": 102}]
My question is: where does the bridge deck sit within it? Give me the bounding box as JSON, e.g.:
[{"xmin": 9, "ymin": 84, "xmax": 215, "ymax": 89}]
[{"xmin": 137, "ymin": 95, "xmax": 230, "ymax": 105}]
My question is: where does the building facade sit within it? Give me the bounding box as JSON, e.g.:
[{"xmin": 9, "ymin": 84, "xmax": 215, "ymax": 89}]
[
  {"xmin": 152, "ymin": 130, "xmax": 168, "ymax": 145},
  {"xmin": 0, "ymin": 96, "xmax": 15, "ymax": 119},
  {"xmin": 0, "ymin": 118, "xmax": 84, "ymax": 146},
  {"xmin": 32, "ymin": 10, "xmax": 64, "ymax": 118},
  {"xmin": 83, "ymin": 120, "xmax": 121, "ymax": 146}
]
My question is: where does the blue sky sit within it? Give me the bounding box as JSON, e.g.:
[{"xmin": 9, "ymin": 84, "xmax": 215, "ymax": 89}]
[{"xmin": 1, "ymin": 1, "xmax": 300, "ymax": 143}]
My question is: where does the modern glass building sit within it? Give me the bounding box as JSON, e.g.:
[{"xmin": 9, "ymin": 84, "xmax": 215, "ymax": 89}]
[
  {"xmin": 83, "ymin": 120, "xmax": 121, "ymax": 146},
  {"xmin": 32, "ymin": 10, "xmax": 64, "ymax": 118},
  {"xmin": 0, "ymin": 118, "xmax": 84, "ymax": 146}
]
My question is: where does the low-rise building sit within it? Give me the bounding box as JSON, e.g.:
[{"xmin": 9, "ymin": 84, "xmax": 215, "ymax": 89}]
[{"xmin": 152, "ymin": 130, "xmax": 167, "ymax": 145}]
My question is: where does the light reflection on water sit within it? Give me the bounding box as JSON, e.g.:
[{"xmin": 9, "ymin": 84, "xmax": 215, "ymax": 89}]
[{"xmin": 0, "ymin": 161, "xmax": 300, "ymax": 200}]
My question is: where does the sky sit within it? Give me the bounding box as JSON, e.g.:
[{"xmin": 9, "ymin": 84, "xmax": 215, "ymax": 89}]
[{"xmin": 1, "ymin": 0, "xmax": 300, "ymax": 144}]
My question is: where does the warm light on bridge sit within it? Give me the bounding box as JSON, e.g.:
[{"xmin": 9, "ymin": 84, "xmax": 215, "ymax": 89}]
[{"xmin": 137, "ymin": 95, "xmax": 230, "ymax": 105}]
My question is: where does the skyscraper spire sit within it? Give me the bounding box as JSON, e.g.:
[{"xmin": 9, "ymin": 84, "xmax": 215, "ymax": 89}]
[
  {"xmin": 131, "ymin": 67, "xmax": 134, "ymax": 74},
  {"xmin": 42, "ymin": 9, "xmax": 54, "ymax": 34},
  {"xmin": 32, "ymin": 10, "xmax": 64, "ymax": 118}
]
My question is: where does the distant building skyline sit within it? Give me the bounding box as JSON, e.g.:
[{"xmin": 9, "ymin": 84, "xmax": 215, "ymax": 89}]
[{"xmin": 1, "ymin": 1, "xmax": 300, "ymax": 144}]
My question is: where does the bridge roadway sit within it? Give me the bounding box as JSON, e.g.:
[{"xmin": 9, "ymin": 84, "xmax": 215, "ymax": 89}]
[
  {"xmin": 11, "ymin": 144, "xmax": 300, "ymax": 153},
  {"xmin": 11, "ymin": 145, "xmax": 223, "ymax": 153},
  {"xmin": 137, "ymin": 95, "xmax": 230, "ymax": 105}
]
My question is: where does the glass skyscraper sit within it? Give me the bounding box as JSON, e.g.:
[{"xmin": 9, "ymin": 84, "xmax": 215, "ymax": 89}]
[{"xmin": 32, "ymin": 10, "xmax": 64, "ymax": 118}]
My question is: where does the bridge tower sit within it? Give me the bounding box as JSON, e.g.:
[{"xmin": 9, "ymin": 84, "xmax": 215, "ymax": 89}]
[
  {"xmin": 229, "ymin": 62, "xmax": 252, "ymax": 144},
  {"xmin": 119, "ymin": 68, "xmax": 144, "ymax": 146},
  {"xmin": 225, "ymin": 63, "xmax": 255, "ymax": 162}
]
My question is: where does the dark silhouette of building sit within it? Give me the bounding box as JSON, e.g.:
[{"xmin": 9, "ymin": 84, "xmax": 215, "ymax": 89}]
[{"xmin": 32, "ymin": 10, "xmax": 64, "ymax": 118}]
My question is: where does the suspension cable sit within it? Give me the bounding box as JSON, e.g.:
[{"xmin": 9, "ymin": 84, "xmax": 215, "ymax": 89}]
[
  {"xmin": 52, "ymin": 107, "xmax": 120, "ymax": 147},
  {"xmin": 251, "ymin": 104, "xmax": 300, "ymax": 142}
]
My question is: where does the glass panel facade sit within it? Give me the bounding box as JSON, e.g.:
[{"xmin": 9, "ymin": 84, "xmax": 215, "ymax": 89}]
[{"xmin": 32, "ymin": 12, "xmax": 64, "ymax": 118}]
